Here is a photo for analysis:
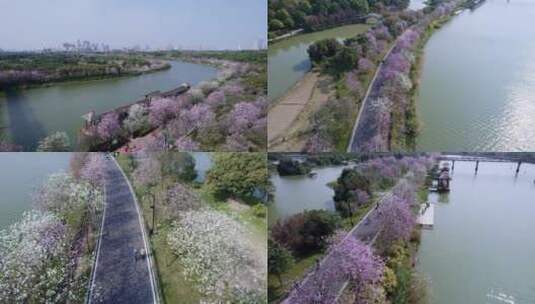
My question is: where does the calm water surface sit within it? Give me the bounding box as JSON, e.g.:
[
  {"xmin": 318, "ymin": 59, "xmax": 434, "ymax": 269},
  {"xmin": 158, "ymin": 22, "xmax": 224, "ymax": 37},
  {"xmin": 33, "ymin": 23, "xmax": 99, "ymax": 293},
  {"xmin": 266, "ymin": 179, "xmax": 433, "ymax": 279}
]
[
  {"xmin": 0, "ymin": 152, "xmax": 71, "ymax": 229},
  {"xmin": 191, "ymin": 152, "xmax": 212, "ymax": 182},
  {"xmin": 0, "ymin": 61, "xmax": 217, "ymax": 150},
  {"xmin": 409, "ymin": 0, "xmax": 427, "ymax": 10},
  {"xmin": 418, "ymin": 160, "xmax": 535, "ymax": 303},
  {"xmin": 268, "ymin": 165, "xmax": 348, "ymax": 226},
  {"xmin": 268, "ymin": 24, "xmax": 369, "ymax": 101},
  {"xmin": 416, "ymin": 0, "xmax": 535, "ymax": 151}
]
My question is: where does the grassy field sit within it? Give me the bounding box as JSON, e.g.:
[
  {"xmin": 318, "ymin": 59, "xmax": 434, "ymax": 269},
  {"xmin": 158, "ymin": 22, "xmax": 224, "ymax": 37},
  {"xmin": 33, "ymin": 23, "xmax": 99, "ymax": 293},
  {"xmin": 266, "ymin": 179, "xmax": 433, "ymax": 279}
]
[{"xmin": 268, "ymin": 252, "xmax": 323, "ymax": 303}]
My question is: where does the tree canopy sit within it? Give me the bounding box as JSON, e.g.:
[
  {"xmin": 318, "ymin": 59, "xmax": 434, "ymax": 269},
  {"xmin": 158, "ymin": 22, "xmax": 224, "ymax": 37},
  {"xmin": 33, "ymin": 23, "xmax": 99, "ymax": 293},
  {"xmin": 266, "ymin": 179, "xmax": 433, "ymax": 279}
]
[{"xmin": 206, "ymin": 153, "xmax": 268, "ymax": 200}]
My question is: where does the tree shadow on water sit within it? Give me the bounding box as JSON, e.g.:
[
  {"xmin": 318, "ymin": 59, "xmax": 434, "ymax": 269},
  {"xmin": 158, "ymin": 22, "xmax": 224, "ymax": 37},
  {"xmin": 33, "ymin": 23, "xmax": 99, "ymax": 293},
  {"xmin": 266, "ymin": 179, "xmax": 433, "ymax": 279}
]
[
  {"xmin": 4, "ymin": 89, "xmax": 46, "ymax": 151},
  {"xmin": 293, "ymin": 59, "xmax": 311, "ymax": 73}
]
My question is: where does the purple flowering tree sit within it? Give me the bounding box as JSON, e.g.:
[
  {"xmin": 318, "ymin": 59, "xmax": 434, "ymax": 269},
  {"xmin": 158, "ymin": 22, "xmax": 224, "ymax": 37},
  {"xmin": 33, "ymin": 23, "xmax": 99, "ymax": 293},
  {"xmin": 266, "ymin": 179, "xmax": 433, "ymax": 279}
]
[
  {"xmin": 148, "ymin": 98, "xmax": 178, "ymax": 127},
  {"xmin": 175, "ymin": 137, "xmax": 200, "ymax": 151},
  {"xmin": 377, "ymin": 195, "xmax": 415, "ymax": 249},
  {"xmin": 132, "ymin": 157, "xmax": 162, "ymax": 188},
  {"xmin": 80, "ymin": 153, "xmax": 107, "ymax": 188},
  {"xmin": 97, "ymin": 112, "xmax": 121, "ymax": 141},
  {"xmin": 333, "ymin": 236, "xmax": 384, "ymax": 300}
]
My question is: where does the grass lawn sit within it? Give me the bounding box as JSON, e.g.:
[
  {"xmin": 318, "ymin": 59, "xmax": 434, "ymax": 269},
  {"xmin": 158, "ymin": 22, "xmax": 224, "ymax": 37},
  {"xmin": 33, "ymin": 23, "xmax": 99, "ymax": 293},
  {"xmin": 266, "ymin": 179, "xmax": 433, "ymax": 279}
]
[{"xmin": 268, "ymin": 252, "xmax": 324, "ymax": 303}]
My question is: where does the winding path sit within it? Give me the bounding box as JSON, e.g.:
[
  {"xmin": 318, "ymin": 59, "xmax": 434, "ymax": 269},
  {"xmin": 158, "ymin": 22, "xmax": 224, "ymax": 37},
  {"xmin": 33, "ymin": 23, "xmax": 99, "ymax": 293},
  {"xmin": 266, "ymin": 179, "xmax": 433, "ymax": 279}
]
[
  {"xmin": 88, "ymin": 155, "xmax": 158, "ymax": 304},
  {"xmin": 283, "ymin": 186, "xmax": 400, "ymax": 303},
  {"xmin": 347, "ymin": 37, "xmax": 400, "ymax": 152}
]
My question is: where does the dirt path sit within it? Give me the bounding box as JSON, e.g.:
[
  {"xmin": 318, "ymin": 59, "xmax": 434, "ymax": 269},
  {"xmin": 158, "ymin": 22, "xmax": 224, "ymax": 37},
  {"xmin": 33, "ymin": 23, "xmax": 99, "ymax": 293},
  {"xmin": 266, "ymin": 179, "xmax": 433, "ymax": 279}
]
[
  {"xmin": 268, "ymin": 72, "xmax": 319, "ymax": 145},
  {"xmin": 268, "ymin": 72, "xmax": 332, "ymax": 151}
]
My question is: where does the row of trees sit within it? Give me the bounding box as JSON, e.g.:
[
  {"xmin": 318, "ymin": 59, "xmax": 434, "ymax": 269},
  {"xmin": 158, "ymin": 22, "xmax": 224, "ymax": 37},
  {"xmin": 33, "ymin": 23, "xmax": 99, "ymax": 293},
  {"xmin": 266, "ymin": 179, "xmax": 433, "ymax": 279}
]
[
  {"xmin": 268, "ymin": 0, "xmax": 411, "ymax": 36},
  {"xmin": 125, "ymin": 152, "xmax": 268, "ymax": 303},
  {"xmin": 303, "ymin": 1, "xmax": 459, "ymax": 152},
  {"xmin": 269, "ymin": 155, "xmax": 436, "ymax": 303},
  {"xmin": 0, "ymin": 153, "xmax": 107, "ymax": 303},
  {"xmin": 77, "ymin": 60, "xmax": 266, "ymax": 152},
  {"xmin": 0, "ymin": 53, "xmax": 165, "ymax": 89}
]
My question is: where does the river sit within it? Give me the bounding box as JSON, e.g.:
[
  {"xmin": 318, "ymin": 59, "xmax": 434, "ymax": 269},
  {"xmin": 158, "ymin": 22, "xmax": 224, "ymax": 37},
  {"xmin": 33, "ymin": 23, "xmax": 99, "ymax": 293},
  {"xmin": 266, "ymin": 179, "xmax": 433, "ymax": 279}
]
[
  {"xmin": 268, "ymin": 24, "xmax": 369, "ymax": 101},
  {"xmin": 415, "ymin": 0, "xmax": 535, "ymax": 151},
  {"xmin": 418, "ymin": 160, "xmax": 535, "ymax": 303},
  {"xmin": 0, "ymin": 152, "xmax": 71, "ymax": 229},
  {"xmin": 268, "ymin": 165, "xmax": 348, "ymax": 226},
  {"xmin": 0, "ymin": 60, "xmax": 217, "ymax": 151}
]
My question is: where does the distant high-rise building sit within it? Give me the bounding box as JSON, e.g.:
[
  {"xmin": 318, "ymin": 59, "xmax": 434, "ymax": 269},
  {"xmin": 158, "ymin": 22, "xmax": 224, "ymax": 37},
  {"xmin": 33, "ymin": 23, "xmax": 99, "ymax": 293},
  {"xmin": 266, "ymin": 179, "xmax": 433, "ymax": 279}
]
[{"xmin": 256, "ymin": 37, "xmax": 267, "ymax": 50}]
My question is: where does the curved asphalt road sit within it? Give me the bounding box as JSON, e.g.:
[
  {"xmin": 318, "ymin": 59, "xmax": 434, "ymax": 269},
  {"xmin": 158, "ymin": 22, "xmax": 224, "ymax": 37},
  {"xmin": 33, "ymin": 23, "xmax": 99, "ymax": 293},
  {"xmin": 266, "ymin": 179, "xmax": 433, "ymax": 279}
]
[
  {"xmin": 88, "ymin": 156, "xmax": 157, "ymax": 304},
  {"xmin": 283, "ymin": 183, "xmax": 402, "ymax": 303}
]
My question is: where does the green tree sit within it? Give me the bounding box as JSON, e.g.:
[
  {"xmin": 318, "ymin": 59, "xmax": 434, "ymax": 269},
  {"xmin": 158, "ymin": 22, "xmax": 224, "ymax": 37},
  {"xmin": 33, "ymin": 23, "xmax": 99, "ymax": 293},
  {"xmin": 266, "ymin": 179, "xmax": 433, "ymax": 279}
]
[
  {"xmin": 268, "ymin": 238, "xmax": 295, "ymax": 286},
  {"xmin": 350, "ymin": 0, "xmax": 370, "ymax": 13},
  {"xmin": 333, "ymin": 168, "xmax": 371, "ymax": 202},
  {"xmin": 158, "ymin": 152, "xmax": 197, "ymax": 182},
  {"xmin": 276, "ymin": 9, "xmax": 295, "ymax": 28},
  {"xmin": 307, "ymin": 38, "xmax": 343, "ymax": 63},
  {"xmin": 206, "ymin": 153, "xmax": 268, "ymax": 200},
  {"xmin": 329, "ymin": 46, "xmax": 358, "ymax": 74},
  {"xmin": 269, "ymin": 19, "xmax": 285, "ymax": 31}
]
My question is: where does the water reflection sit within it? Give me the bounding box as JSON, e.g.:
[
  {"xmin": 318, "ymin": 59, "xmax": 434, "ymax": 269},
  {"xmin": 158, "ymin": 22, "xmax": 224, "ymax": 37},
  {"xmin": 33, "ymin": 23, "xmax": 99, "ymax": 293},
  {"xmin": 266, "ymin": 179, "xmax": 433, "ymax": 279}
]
[
  {"xmin": 418, "ymin": 160, "xmax": 535, "ymax": 303},
  {"xmin": 268, "ymin": 165, "xmax": 347, "ymax": 226},
  {"xmin": 0, "ymin": 61, "xmax": 217, "ymax": 150},
  {"xmin": 416, "ymin": 0, "xmax": 535, "ymax": 151}
]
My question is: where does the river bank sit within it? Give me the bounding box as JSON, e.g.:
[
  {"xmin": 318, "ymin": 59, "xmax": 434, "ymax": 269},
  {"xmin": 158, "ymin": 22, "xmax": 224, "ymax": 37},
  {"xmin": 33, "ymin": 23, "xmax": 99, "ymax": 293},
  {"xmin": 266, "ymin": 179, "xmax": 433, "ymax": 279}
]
[
  {"xmin": 0, "ymin": 53, "xmax": 171, "ymax": 89},
  {"xmin": 0, "ymin": 59, "xmax": 218, "ymax": 151},
  {"xmin": 269, "ymin": 155, "xmax": 437, "ymax": 303},
  {"xmin": 347, "ymin": 1, "xmax": 463, "ymax": 152},
  {"xmin": 110, "ymin": 54, "xmax": 267, "ymax": 153},
  {"xmin": 0, "ymin": 153, "xmax": 106, "ymax": 303},
  {"xmin": 415, "ymin": 0, "xmax": 535, "ymax": 151}
]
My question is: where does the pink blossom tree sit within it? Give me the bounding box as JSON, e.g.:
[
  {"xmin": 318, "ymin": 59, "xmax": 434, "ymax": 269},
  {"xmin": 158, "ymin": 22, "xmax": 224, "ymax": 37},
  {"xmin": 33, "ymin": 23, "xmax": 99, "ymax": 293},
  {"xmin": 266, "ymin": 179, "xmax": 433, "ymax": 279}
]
[
  {"xmin": 148, "ymin": 98, "xmax": 178, "ymax": 127},
  {"xmin": 80, "ymin": 153, "xmax": 107, "ymax": 188},
  {"xmin": 97, "ymin": 112, "xmax": 121, "ymax": 141},
  {"xmin": 175, "ymin": 137, "xmax": 200, "ymax": 151},
  {"xmin": 377, "ymin": 195, "xmax": 415, "ymax": 248},
  {"xmin": 332, "ymin": 236, "xmax": 384, "ymax": 300},
  {"xmin": 132, "ymin": 157, "xmax": 162, "ymax": 188}
]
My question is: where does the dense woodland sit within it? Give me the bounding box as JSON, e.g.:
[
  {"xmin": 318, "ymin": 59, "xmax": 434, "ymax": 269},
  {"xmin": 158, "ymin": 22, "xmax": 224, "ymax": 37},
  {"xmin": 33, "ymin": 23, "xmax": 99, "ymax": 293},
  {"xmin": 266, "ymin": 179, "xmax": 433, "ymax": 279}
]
[
  {"xmin": 268, "ymin": 0, "xmax": 410, "ymax": 37},
  {"xmin": 0, "ymin": 52, "xmax": 169, "ymax": 89}
]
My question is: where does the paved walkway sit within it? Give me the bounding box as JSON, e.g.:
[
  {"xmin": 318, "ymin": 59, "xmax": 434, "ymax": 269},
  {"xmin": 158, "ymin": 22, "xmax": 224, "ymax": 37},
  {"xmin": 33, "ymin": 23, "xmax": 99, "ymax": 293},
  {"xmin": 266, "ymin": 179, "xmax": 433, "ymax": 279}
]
[
  {"xmin": 347, "ymin": 36, "xmax": 401, "ymax": 152},
  {"xmin": 283, "ymin": 188, "xmax": 399, "ymax": 303},
  {"xmin": 88, "ymin": 156, "xmax": 157, "ymax": 304}
]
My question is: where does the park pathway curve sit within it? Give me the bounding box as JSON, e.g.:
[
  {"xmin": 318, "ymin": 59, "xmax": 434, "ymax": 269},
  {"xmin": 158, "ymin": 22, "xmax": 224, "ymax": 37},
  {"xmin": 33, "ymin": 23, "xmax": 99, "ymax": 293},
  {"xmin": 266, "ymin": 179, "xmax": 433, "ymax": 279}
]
[
  {"xmin": 88, "ymin": 155, "xmax": 157, "ymax": 304},
  {"xmin": 283, "ymin": 184, "xmax": 400, "ymax": 303}
]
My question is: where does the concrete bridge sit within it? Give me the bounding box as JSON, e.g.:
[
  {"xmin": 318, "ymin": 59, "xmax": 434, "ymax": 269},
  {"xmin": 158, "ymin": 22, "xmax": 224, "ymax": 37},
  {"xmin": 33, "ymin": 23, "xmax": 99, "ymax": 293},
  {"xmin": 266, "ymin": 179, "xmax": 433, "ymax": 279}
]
[{"xmin": 438, "ymin": 155, "xmax": 524, "ymax": 174}]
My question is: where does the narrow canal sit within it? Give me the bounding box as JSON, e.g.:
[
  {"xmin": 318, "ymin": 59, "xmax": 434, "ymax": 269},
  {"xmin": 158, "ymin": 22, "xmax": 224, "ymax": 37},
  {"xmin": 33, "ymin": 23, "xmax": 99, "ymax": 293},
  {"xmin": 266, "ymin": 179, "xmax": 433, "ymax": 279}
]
[
  {"xmin": 268, "ymin": 165, "xmax": 347, "ymax": 226},
  {"xmin": 268, "ymin": 24, "xmax": 369, "ymax": 101},
  {"xmin": 416, "ymin": 0, "xmax": 535, "ymax": 151},
  {"xmin": 0, "ymin": 152, "xmax": 71, "ymax": 229},
  {"xmin": 418, "ymin": 160, "xmax": 535, "ymax": 303},
  {"xmin": 0, "ymin": 61, "xmax": 217, "ymax": 150}
]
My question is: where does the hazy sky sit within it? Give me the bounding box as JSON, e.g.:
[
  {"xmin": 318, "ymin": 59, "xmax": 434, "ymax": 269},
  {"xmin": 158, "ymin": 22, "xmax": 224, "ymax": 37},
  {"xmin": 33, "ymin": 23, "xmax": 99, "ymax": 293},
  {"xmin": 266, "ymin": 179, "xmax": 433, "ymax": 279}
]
[{"xmin": 0, "ymin": 0, "xmax": 267, "ymax": 50}]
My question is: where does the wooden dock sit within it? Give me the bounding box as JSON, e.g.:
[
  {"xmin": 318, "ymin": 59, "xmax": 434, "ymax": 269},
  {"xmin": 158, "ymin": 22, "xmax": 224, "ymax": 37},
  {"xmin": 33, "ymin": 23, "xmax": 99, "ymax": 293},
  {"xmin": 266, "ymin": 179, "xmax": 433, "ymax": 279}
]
[{"xmin": 417, "ymin": 203, "xmax": 434, "ymax": 229}]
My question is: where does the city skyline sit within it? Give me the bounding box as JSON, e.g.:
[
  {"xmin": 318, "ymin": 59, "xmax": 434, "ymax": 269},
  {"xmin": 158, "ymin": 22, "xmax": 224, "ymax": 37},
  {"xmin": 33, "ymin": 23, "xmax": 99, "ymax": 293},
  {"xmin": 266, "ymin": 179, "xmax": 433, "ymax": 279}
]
[{"xmin": 0, "ymin": 0, "xmax": 267, "ymax": 51}]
